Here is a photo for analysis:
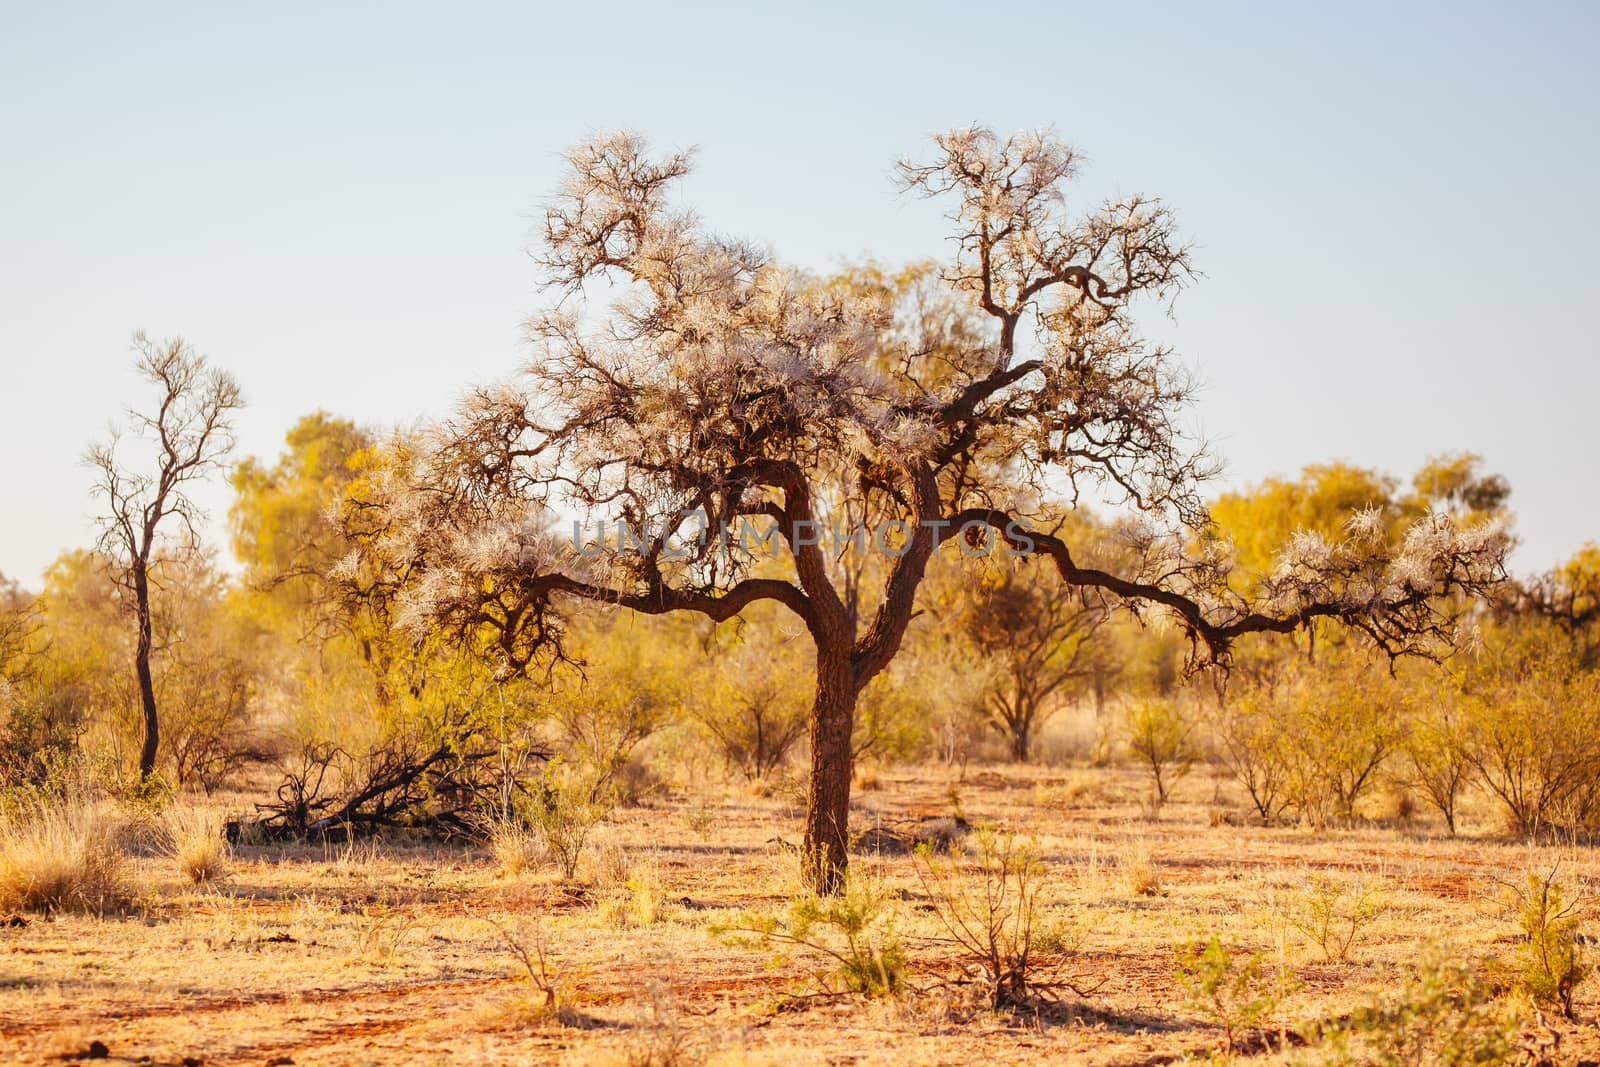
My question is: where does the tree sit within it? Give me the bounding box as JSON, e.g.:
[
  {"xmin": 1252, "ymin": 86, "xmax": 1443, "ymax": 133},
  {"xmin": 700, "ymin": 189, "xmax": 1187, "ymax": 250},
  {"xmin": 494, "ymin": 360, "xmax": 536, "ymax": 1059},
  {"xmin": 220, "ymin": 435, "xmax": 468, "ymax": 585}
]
[
  {"xmin": 0, "ymin": 571, "xmax": 37, "ymax": 687},
  {"xmin": 687, "ymin": 614, "xmax": 812, "ymax": 781},
  {"xmin": 1124, "ymin": 698, "xmax": 1197, "ymax": 808},
  {"xmin": 342, "ymin": 128, "xmax": 1509, "ymax": 893},
  {"xmin": 955, "ymin": 516, "xmax": 1116, "ymax": 761},
  {"xmin": 87, "ymin": 334, "xmax": 243, "ymax": 778}
]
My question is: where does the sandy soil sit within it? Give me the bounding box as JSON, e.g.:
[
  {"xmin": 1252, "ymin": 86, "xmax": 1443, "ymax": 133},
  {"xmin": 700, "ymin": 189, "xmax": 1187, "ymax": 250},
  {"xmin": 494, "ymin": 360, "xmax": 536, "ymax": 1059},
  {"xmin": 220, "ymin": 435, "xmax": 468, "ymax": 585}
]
[{"xmin": 3, "ymin": 764, "xmax": 1597, "ymax": 1066}]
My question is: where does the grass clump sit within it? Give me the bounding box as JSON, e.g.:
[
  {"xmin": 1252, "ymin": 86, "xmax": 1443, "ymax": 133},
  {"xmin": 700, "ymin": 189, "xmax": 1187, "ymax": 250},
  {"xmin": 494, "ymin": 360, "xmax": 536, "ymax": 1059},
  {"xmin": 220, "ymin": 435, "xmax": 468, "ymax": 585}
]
[
  {"xmin": 0, "ymin": 792, "xmax": 124, "ymax": 914},
  {"xmin": 163, "ymin": 803, "xmax": 230, "ymax": 884},
  {"xmin": 484, "ymin": 814, "xmax": 544, "ymax": 878}
]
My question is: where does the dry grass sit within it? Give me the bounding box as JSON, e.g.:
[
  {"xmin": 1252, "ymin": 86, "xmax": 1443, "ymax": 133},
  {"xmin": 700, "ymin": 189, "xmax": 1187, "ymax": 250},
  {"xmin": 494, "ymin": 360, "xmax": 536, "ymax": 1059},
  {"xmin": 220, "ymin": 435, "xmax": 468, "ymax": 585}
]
[
  {"xmin": 1115, "ymin": 836, "xmax": 1161, "ymax": 897},
  {"xmin": 486, "ymin": 816, "xmax": 545, "ymax": 877},
  {"xmin": 162, "ymin": 803, "xmax": 231, "ymax": 885},
  {"xmin": 0, "ymin": 793, "xmax": 124, "ymax": 914},
  {"xmin": 0, "ymin": 765, "xmax": 1596, "ymax": 1066}
]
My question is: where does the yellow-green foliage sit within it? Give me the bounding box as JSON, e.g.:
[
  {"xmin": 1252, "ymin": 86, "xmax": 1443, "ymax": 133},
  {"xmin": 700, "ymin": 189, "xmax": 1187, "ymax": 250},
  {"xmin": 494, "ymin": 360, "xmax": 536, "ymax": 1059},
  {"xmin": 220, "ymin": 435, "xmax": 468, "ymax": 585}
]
[
  {"xmin": 1507, "ymin": 862, "xmax": 1590, "ymax": 1018},
  {"xmin": 713, "ymin": 874, "xmax": 906, "ymax": 998},
  {"xmin": 1173, "ymin": 934, "xmax": 1292, "ymax": 1051},
  {"xmin": 1322, "ymin": 946, "xmax": 1521, "ymax": 1067},
  {"xmin": 1122, "ymin": 698, "xmax": 1196, "ymax": 806},
  {"xmin": 526, "ymin": 759, "xmax": 613, "ymax": 882}
]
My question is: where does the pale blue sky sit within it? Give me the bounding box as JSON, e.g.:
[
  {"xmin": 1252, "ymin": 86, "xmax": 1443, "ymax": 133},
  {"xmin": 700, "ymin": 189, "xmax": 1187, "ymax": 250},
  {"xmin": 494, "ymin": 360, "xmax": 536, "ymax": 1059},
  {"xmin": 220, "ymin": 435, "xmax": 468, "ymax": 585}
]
[{"xmin": 2, "ymin": 1, "xmax": 1596, "ymax": 585}]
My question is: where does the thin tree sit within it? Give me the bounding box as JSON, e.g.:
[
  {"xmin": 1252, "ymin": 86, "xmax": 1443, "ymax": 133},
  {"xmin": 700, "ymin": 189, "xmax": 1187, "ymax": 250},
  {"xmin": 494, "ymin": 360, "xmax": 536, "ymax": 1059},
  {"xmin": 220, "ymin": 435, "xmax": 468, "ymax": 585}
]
[
  {"xmin": 341, "ymin": 128, "xmax": 1508, "ymax": 893},
  {"xmin": 87, "ymin": 334, "xmax": 242, "ymax": 778},
  {"xmin": 956, "ymin": 534, "xmax": 1115, "ymax": 762}
]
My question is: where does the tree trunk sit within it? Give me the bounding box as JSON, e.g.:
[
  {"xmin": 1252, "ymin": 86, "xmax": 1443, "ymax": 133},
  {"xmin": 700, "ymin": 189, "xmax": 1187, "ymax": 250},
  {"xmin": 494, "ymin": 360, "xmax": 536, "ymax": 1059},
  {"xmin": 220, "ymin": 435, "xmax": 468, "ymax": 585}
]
[
  {"xmin": 801, "ymin": 648, "xmax": 857, "ymax": 895},
  {"xmin": 1011, "ymin": 723, "xmax": 1031, "ymax": 763},
  {"xmin": 133, "ymin": 561, "xmax": 159, "ymax": 779}
]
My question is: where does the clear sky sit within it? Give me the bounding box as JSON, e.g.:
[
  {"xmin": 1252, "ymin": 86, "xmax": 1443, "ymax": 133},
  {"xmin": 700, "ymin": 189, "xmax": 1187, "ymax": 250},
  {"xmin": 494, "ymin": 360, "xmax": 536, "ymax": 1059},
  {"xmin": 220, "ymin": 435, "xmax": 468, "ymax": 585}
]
[{"xmin": 2, "ymin": 1, "xmax": 1595, "ymax": 586}]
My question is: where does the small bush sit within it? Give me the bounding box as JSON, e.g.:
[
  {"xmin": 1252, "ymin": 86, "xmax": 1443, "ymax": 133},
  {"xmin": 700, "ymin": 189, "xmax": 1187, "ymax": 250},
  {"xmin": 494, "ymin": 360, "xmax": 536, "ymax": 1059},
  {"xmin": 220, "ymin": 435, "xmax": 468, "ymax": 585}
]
[
  {"xmin": 915, "ymin": 826, "xmax": 1067, "ymax": 1009},
  {"xmin": 616, "ymin": 983, "xmax": 703, "ymax": 1067},
  {"xmin": 1322, "ymin": 945, "xmax": 1523, "ymax": 1067},
  {"xmin": 1215, "ymin": 697, "xmax": 1289, "ymax": 824},
  {"xmin": 527, "ymin": 760, "xmax": 613, "ymax": 882},
  {"xmin": 1282, "ymin": 869, "xmax": 1390, "ymax": 962},
  {"xmin": 0, "ymin": 792, "xmax": 124, "ymax": 913},
  {"xmin": 163, "ymin": 804, "xmax": 231, "ymax": 884},
  {"xmin": 489, "ymin": 916, "xmax": 586, "ymax": 1025},
  {"xmin": 351, "ymin": 902, "xmax": 420, "ymax": 965},
  {"xmin": 713, "ymin": 873, "xmax": 906, "ymax": 998},
  {"xmin": 1123, "ymin": 698, "xmax": 1197, "ymax": 810},
  {"xmin": 1505, "ymin": 860, "xmax": 1590, "ymax": 1018},
  {"xmin": 1173, "ymin": 934, "xmax": 1294, "ymax": 1052}
]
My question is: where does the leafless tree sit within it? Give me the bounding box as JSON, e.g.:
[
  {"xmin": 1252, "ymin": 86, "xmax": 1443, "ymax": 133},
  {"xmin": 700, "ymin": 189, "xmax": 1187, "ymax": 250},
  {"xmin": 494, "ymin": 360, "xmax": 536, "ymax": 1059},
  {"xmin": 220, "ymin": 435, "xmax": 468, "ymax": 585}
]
[
  {"xmin": 340, "ymin": 128, "xmax": 1509, "ymax": 892},
  {"xmin": 87, "ymin": 334, "xmax": 242, "ymax": 778}
]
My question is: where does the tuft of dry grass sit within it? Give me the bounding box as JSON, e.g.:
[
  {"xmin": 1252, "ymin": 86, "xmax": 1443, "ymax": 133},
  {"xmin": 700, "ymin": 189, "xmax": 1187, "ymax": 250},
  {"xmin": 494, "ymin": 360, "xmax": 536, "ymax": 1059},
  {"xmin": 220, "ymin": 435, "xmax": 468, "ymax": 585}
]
[
  {"xmin": 487, "ymin": 817, "xmax": 545, "ymax": 878},
  {"xmin": 0, "ymin": 793, "xmax": 125, "ymax": 913},
  {"xmin": 1117, "ymin": 839, "xmax": 1161, "ymax": 897},
  {"xmin": 163, "ymin": 804, "xmax": 231, "ymax": 885}
]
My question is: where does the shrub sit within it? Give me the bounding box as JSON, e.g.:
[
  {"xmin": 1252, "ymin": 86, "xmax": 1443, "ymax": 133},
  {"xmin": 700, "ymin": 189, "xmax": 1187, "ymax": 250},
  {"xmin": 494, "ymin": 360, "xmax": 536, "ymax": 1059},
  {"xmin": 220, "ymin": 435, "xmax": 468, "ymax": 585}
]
[
  {"xmin": 1215, "ymin": 695, "xmax": 1289, "ymax": 824},
  {"xmin": 1464, "ymin": 665, "xmax": 1600, "ymax": 836},
  {"xmin": 1173, "ymin": 934, "xmax": 1294, "ymax": 1052},
  {"xmin": 1123, "ymin": 698, "xmax": 1197, "ymax": 809},
  {"xmin": 1504, "ymin": 860, "xmax": 1590, "ymax": 1018},
  {"xmin": 1400, "ymin": 696, "xmax": 1472, "ymax": 834},
  {"xmin": 713, "ymin": 873, "xmax": 906, "ymax": 998},
  {"xmin": 0, "ymin": 792, "xmax": 124, "ymax": 913},
  {"xmin": 163, "ymin": 803, "xmax": 230, "ymax": 884},
  {"xmin": 915, "ymin": 826, "xmax": 1065, "ymax": 1008},
  {"xmin": 527, "ymin": 760, "xmax": 613, "ymax": 882},
  {"xmin": 688, "ymin": 644, "xmax": 810, "ymax": 782},
  {"xmin": 617, "ymin": 983, "xmax": 703, "ymax": 1067},
  {"xmin": 1223, "ymin": 651, "xmax": 1403, "ymax": 828},
  {"xmin": 488, "ymin": 916, "xmax": 585, "ymax": 1025},
  {"xmin": 1281, "ymin": 869, "xmax": 1390, "ymax": 962},
  {"xmin": 1322, "ymin": 945, "xmax": 1522, "ymax": 1067}
]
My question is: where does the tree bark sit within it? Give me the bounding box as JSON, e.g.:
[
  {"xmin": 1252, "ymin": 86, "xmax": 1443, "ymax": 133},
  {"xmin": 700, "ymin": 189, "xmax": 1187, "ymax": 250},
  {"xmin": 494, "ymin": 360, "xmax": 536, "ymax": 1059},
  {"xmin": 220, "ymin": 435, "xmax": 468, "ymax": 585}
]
[
  {"xmin": 801, "ymin": 647, "xmax": 857, "ymax": 895},
  {"xmin": 1011, "ymin": 721, "xmax": 1031, "ymax": 763},
  {"xmin": 133, "ymin": 560, "xmax": 159, "ymax": 778}
]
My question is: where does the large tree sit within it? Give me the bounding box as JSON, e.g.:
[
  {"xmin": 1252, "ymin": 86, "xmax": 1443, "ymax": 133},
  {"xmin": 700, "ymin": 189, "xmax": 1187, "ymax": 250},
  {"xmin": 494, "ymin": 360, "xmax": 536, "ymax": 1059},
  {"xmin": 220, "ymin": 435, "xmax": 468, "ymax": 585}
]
[
  {"xmin": 343, "ymin": 127, "xmax": 1508, "ymax": 892},
  {"xmin": 87, "ymin": 334, "xmax": 242, "ymax": 778}
]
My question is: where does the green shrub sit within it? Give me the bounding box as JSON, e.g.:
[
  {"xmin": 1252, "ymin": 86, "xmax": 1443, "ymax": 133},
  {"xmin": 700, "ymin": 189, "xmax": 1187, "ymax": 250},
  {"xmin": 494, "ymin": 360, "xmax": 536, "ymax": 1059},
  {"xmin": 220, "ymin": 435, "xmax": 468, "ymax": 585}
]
[
  {"xmin": 1280, "ymin": 869, "xmax": 1390, "ymax": 962},
  {"xmin": 1123, "ymin": 698, "xmax": 1197, "ymax": 810},
  {"xmin": 526, "ymin": 759, "xmax": 613, "ymax": 881},
  {"xmin": 1506, "ymin": 861, "xmax": 1589, "ymax": 1018},
  {"xmin": 1322, "ymin": 946, "xmax": 1521, "ymax": 1067},
  {"xmin": 1173, "ymin": 934, "xmax": 1293, "ymax": 1052},
  {"xmin": 712, "ymin": 873, "xmax": 905, "ymax": 998}
]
